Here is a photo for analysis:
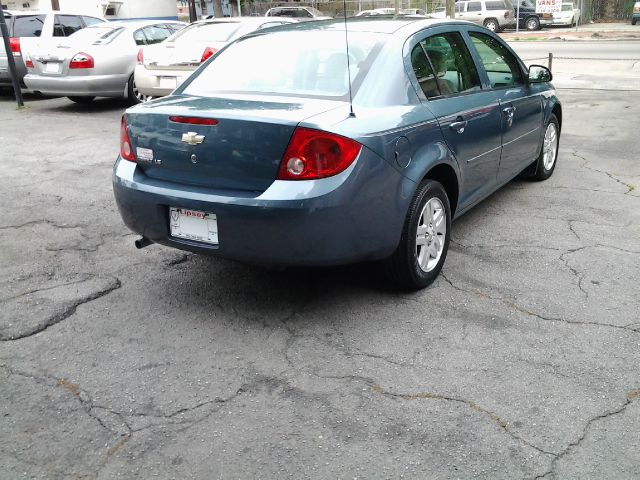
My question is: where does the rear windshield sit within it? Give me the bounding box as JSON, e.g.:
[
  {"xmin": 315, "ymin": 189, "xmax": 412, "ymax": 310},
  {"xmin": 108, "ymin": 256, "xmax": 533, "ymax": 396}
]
[
  {"xmin": 182, "ymin": 30, "xmax": 382, "ymax": 98},
  {"xmin": 67, "ymin": 25, "xmax": 124, "ymax": 44},
  {"xmin": 12, "ymin": 14, "xmax": 46, "ymax": 37},
  {"xmin": 169, "ymin": 22, "xmax": 240, "ymax": 43}
]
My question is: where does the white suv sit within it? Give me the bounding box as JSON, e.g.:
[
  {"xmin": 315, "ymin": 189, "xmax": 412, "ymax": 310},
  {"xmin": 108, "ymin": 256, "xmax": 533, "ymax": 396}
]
[
  {"xmin": 0, "ymin": 10, "xmax": 105, "ymax": 89},
  {"xmin": 454, "ymin": 0, "xmax": 515, "ymax": 32}
]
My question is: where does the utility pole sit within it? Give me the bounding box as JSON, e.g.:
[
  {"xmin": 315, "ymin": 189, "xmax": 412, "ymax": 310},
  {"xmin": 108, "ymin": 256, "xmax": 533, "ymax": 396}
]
[
  {"xmin": 51, "ymin": 0, "xmax": 60, "ymax": 9},
  {"xmin": 446, "ymin": 0, "xmax": 455, "ymax": 18},
  {"xmin": 0, "ymin": 2, "xmax": 25, "ymax": 108}
]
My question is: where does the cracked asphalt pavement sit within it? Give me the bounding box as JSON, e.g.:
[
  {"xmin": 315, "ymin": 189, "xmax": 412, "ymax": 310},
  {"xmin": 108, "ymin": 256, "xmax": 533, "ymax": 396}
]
[{"xmin": 1, "ymin": 90, "xmax": 639, "ymax": 480}]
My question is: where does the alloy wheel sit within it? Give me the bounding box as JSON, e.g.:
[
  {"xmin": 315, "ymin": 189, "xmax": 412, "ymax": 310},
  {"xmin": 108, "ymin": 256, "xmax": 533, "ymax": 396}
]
[
  {"xmin": 416, "ymin": 197, "xmax": 446, "ymax": 273},
  {"xmin": 542, "ymin": 122, "xmax": 558, "ymax": 170}
]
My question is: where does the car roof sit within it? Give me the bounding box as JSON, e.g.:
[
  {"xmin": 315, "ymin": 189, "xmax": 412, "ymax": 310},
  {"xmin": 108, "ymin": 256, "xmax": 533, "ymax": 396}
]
[
  {"xmin": 95, "ymin": 19, "xmax": 185, "ymax": 29},
  {"xmin": 193, "ymin": 16, "xmax": 296, "ymax": 25},
  {"xmin": 266, "ymin": 17, "xmax": 470, "ymax": 34}
]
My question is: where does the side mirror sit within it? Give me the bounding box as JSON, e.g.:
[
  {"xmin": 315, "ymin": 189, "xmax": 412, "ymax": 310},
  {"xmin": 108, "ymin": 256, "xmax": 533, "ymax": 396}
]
[{"xmin": 528, "ymin": 64, "xmax": 552, "ymax": 83}]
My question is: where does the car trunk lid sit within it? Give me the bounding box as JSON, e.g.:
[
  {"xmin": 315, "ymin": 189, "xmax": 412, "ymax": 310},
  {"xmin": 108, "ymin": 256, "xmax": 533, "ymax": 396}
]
[{"xmin": 126, "ymin": 94, "xmax": 347, "ymax": 194}]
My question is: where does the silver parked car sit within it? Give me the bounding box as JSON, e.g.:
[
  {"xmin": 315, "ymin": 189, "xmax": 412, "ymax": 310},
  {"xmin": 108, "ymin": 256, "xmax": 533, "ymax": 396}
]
[
  {"xmin": 1, "ymin": 9, "xmax": 105, "ymax": 90},
  {"xmin": 135, "ymin": 17, "xmax": 296, "ymax": 99},
  {"xmin": 23, "ymin": 20, "xmax": 185, "ymax": 104}
]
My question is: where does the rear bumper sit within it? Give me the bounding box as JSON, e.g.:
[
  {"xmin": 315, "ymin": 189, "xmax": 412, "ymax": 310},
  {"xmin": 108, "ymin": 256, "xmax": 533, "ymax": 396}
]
[
  {"xmin": 23, "ymin": 73, "xmax": 129, "ymax": 97},
  {"xmin": 134, "ymin": 65, "xmax": 193, "ymax": 97},
  {"xmin": 112, "ymin": 150, "xmax": 413, "ymax": 267}
]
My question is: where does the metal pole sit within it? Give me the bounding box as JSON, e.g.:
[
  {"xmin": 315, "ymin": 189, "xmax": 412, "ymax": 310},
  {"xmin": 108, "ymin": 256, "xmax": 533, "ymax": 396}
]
[
  {"xmin": 237, "ymin": 0, "xmax": 242, "ymax": 16},
  {"xmin": 395, "ymin": 0, "xmax": 400, "ymax": 15},
  {"xmin": 516, "ymin": 1, "xmax": 520, "ymax": 33},
  {"xmin": 574, "ymin": 0, "xmax": 580, "ymax": 32},
  {"xmin": 0, "ymin": 2, "xmax": 25, "ymax": 108},
  {"xmin": 548, "ymin": 52, "xmax": 553, "ymax": 72}
]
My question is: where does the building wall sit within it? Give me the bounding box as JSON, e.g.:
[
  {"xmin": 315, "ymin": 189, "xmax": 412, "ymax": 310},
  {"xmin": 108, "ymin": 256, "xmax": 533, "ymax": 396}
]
[{"xmin": 2, "ymin": 0, "xmax": 178, "ymax": 19}]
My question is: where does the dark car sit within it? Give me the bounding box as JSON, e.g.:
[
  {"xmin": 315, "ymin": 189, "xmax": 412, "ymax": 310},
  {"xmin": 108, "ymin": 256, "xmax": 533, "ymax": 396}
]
[
  {"xmin": 513, "ymin": 0, "xmax": 551, "ymax": 30},
  {"xmin": 113, "ymin": 19, "xmax": 561, "ymax": 289}
]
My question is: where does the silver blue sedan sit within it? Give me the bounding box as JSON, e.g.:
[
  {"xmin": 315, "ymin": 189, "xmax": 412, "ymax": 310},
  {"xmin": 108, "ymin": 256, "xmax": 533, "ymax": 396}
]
[
  {"xmin": 24, "ymin": 20, "xmax": 185, "ymax": 104},
  {"xmin": 113, "ymin": 18, "xmax": 561, "ymax": 289}
]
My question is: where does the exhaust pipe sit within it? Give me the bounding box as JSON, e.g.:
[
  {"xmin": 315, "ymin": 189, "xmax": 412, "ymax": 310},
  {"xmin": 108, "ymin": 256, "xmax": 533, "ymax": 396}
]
[{"xmin": 134, "ymin": 237, "xmax": 153, "ymax": 249}]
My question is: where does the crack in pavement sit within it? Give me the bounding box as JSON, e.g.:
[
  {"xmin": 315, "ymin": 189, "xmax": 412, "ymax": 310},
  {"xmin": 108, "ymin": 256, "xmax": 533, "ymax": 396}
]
[
  {"xmin": 573, "ymin": 151, "xmax": 637, "ymax": 194},
  {"xmin": 0, "ymin": 219, "xmax": 84, "ymax": 231},
  {"xmin": 0, "ymin": 277, "xmax": 122, "ymax": 341},
  {"xmin": 370, "ymin": 383, "xmax": 557, "ymax": 458},
  {"xmin": 0, "ymin": 274, "xmax": 96, "ymax": 302},
  {"xmin": 440, "ymin": 273, "xmax": 639, "ymax": 334},
  {"xmin": 533, "ymin": 390, "xmax": 640, "ymax": 480}
]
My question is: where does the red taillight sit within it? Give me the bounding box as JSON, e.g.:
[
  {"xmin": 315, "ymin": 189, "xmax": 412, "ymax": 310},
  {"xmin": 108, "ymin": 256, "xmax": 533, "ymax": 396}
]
[
  {"xmin": 200, "ymin": 47, "xmax": 217, "ymax": 63},
  {"xmin": 169, "ymin": 116, "xmax": 218, "ymax": 126},
  {"xmin": 25, "ymin": 57, "xmax": 34, "ymax": 69},
  {"xmin": 277, "ymin": 128, "xmax": 362, "ymax": 181},
  {"xmin": 9, "ymin": 37, "xmax": 21, "ymax": 56},
  {"xmin": 69, "ymin": 52, "xmax": 94, "ymax": 69},
  {"xmin": 137, "ymin": 48, "xmax": 144, "ymax": 65},
  {"xmin": 120, "ymin": 116, "xmax": 135, "ymax": 162}
]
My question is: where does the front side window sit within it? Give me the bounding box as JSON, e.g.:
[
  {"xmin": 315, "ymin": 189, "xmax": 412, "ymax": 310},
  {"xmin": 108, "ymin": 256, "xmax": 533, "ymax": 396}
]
[
  {"xmin": 410, "ymin": 32, "xmax": 482, "ymax": 99},
  {"xmin": 54, "ymin": 15, "xmax": 84, "ymax": 37},
  {"xmin": 469, "ymin": 32, "xmax": 523, "ymax": 88},
  {"xmin": 12, "ymin": 15, "xmax": 45, "ymax": 37}
]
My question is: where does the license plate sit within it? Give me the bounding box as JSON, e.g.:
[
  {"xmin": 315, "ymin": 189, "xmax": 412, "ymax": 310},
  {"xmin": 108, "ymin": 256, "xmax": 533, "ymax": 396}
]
[
  {"xmin": 169, "ymin": 207, "xmax": 218, "ymax": 245},
  {"xmin": 44, "ymin": 62, "xmax": 61, "ymax": 74},
  {"xmin": 159, "ymin": 76, "xmax": 177, "ymax": 89}
]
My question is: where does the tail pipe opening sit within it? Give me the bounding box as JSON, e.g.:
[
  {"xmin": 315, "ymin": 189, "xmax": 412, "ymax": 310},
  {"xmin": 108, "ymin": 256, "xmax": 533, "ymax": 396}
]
[{"xmin": 135, "ymin": 237, "xmax": 153, "ymax": 249}]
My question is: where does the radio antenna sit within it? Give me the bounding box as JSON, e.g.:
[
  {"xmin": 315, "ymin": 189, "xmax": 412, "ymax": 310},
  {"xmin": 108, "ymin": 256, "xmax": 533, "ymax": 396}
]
[{"xmin": 342, "ymin": 0, "xmax": 355, "ymax": 117}]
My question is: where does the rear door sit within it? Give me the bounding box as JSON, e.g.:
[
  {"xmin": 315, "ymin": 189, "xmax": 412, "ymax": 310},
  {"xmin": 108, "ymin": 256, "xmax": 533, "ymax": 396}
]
[
  {"xmin": 466, "ymin": 30, "xmax": 543, "ymax": 182},
  {"xmin": 407, "ymin": 28, "xmax": 503, "ymax": 210},
  {"xmin": 462, "ymin": 1, "xmax": 484, "ymax": 24}
]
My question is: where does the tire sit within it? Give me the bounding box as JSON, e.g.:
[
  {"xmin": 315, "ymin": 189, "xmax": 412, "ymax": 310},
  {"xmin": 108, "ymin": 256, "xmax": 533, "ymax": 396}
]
[
  {"xmin": 632, "ymin": 18, "xmax": 637, "ymax": 25},
  {"xmin": 67, "ymin": 96, "xmax": 95, "ymax": 104},
  {"xmin": 127, "ymin": 74, "xmax": 150, "ymax": 105},
  {"xmin": 525, "ymin": 16, "xmax": 540, "ymax": 30},
  {"xmin": 483, "ymin": 18, "xmax": 500, "ymax": 32},
  {"xmin": 531, "ymin": 114, "xmax": 560, "ymax": 181},
  {"xmin": 384, "ymin": 180, "xmax": 451, "ymax": 290}
]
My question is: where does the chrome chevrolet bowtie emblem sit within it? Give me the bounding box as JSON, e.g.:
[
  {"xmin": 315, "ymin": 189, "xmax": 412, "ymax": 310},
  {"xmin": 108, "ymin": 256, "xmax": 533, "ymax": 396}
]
[{"xmin": 181, "ymin": 131, "xmax": 205, "ymax": 146}]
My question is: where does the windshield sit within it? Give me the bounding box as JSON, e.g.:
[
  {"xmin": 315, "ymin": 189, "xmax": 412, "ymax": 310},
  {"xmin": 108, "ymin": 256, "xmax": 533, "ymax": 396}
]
[
  {"xmin": 169, "ymin": 22, "xmax": 240, "ymax": 43},
  {"xmin": 67, "ymin": 25, "xmax": 124, "ymax": 44},
  {"xmin": 182, "ymin": 30, "xmax": 382, "ymax": 98}
]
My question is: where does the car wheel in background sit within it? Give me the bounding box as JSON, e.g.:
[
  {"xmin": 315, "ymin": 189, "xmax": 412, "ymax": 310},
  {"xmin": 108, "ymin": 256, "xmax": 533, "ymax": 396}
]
[
  {"xmin": 67, "ymin": 96, "xmax": 95, "ymax": 104},
  {"xmin": 384, "ymin": 180, "xmax": 451, "ymax": 290},
  {"xmin": 483, "ymin": 18, "xmax": 500, "ymax": 32},
  {"xmin": 532, "ymin": 114, "xmax": 560, "ymax": 181},
  {"xmin": 127, "ymin": 75, "xmax": 151, "ymax": 105},
  {"xmin": 526, "ymin": 16, "xmax": 540, "ymax": 30},
  {"xmin": 633, "ymin": 18, "xmax": 637, "ymax": 25}
]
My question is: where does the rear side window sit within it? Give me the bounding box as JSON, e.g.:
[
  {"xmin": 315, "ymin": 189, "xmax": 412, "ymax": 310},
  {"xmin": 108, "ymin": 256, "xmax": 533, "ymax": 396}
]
[
  {"xmin": 411, "ymin": 32, "xmax": 482, "ymax": 99},
  {"xmin": 486, "ymin": 1, "xmax": 507, "ymax": 9},
  {"xmin": 12, "ymin": 15, "xmax": 46, "ymax": 37},
  {"xmin": 54, "ymin": 15, "xmax": 84, "ymax": 37},
  {"xmin": 470, "ymin": 32, "xmax": 523, "ymax": 87},
  {"xmin": 456, "ymin": 3, "xmax": 465, "ymax": 13},
  {"xmin": 467, "ymin": 2, "xmax": 482, "ymax": 11}
]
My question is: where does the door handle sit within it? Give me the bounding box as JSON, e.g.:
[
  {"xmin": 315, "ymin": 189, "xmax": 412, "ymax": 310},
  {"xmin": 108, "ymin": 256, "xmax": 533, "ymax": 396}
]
[{"xmin": 450, "ymin": 120, "xmax": 467, "ymax": 134}]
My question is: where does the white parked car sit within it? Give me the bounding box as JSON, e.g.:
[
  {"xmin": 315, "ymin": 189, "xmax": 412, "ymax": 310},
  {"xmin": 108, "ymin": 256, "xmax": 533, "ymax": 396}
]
[
  {"xmin": 552, "ymin": 2, "xmax": 580, "ymax": 25},
  {"xmin": 0, "ymin": 9, "xmax": 105, "ymax": 90},
  {"xmin": 134, "ymin": 17, "xmax": 296, "ymax": 99}
]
